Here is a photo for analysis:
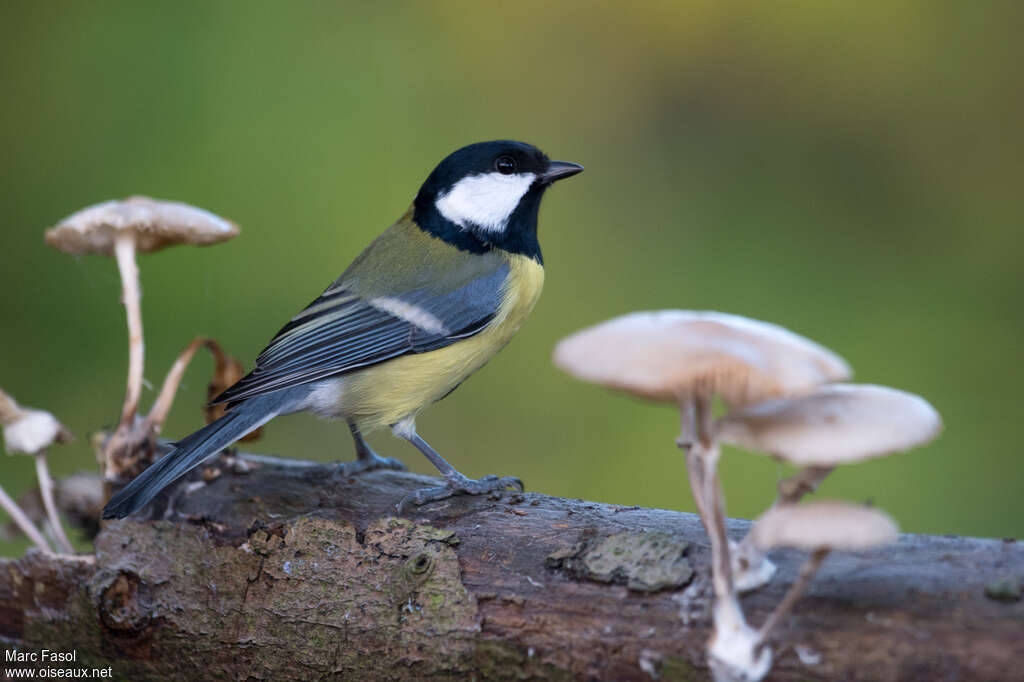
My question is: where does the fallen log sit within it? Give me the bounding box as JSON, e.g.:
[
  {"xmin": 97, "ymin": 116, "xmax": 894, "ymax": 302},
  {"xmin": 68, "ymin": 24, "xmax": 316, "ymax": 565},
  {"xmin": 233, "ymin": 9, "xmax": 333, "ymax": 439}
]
[{"xmin": 1, "ymin": 454, "xmax": 1022, "ymax": 681}]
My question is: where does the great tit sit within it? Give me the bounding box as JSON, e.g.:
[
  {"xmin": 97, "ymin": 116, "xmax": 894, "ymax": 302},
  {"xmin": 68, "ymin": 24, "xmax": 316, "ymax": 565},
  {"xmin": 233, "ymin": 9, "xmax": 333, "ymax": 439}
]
[{"xmin": 103, "ymin": 140, "xmax": 582, "ymax": 518}]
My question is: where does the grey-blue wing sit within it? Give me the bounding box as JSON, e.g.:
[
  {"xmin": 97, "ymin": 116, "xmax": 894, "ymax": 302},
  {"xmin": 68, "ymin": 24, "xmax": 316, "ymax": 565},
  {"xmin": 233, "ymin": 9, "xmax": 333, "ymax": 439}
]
[{"xmin": 213, "ymin": 263, "xmax": 509, "ymax": 405}]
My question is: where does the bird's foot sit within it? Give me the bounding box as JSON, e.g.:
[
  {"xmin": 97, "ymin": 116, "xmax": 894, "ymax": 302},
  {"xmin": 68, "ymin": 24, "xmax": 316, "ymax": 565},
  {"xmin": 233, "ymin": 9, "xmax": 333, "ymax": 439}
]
[
  {"xmin": 333, "ymin": 452, "xmax": 406, "ymax": 479},
  {"xmin": 397, "ymin": 473, "xmax": 523, "ymax": 511}
]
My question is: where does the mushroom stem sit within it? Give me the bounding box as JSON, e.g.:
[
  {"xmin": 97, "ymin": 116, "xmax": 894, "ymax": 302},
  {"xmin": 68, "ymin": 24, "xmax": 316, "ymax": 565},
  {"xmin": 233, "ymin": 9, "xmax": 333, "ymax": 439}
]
[
  {"xmin": 0, "ymin": 482, "xmax": 52, "ymax": 555},
  {"xmin": 730, "ymin": 465, "xmax": 833, "ymax": 591},
  {"xmin": 692, "ymin": 394, "xmax": 735, "ymax": 600},
  {"xmin": 702, "ymin": 440, "xmax": 735, "ymax": 599},
  {"xmin": 34, "ymin": 450, "xmax": 75, "ymax": 554},
  {"xmin": 676, "ymin": 400, "xmax": 697, "ymax": 450},
  {"xmin": 708, "ymin": 596, "xmax": 771, "ymax": 682},
  {"xmin": 684, "ymin": 448, "xmax": 710, "ymax": 534},
  {"xmin": 114, "ymin": 232, "xmax": 144, "ymax": 429},
  {"xmin": 142, "ymin": 336, "xmax": 211, "ymax": 435},
  {"xmin": 677, "ymin": 400, "xmax": 710, "ymax": 530},
  {"xmin": 694, "ymin": 392, "xmax": 714, "ymax": 450},
  {"xmin": 679, "ymin": 394, "xmax": 735, "ymax": 601},
  {"xmin": 777, "ymin": 465, "xmax": 834, "ymax": 506},
  {"xmin": 757, "ymin": 547, "xmax": 829, "ymax": 642}
]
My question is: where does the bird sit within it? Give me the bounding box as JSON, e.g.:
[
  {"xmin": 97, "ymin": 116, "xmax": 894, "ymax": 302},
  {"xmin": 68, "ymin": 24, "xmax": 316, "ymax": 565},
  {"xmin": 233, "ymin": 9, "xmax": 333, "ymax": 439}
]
[{"xmin": 102, "ymin": 140, "xmax": 583, "ymax": 519}]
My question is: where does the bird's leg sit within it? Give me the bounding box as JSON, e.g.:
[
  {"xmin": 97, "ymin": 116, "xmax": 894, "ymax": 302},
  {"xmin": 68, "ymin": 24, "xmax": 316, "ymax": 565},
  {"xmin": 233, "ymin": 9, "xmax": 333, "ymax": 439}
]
[
  {"xmin": 394, "ymin": 424, "xmax": 522, "ymax": 510},
  {"xmin": 333, "ymin": 422, "xmax": 406, "ymax": 478}
]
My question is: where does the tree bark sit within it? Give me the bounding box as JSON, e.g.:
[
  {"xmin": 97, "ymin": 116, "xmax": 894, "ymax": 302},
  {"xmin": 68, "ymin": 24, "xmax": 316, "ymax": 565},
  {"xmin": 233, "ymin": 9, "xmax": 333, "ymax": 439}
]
[{"xmin": 1, "ymin": 454, "xmax": 1022, "ymax": 681}]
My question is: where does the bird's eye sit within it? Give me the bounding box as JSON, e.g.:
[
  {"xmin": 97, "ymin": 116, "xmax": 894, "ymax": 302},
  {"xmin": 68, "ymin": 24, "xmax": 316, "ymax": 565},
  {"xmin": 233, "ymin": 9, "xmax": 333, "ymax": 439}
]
[{"xmin": 495, "ymin": 155, "xmax": 517, "ymax": 175}]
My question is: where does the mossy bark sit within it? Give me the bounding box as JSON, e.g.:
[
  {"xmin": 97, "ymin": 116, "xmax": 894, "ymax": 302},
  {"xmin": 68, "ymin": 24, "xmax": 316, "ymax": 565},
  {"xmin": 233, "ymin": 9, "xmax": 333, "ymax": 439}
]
[{"xmin": 1, "ymin": 455, "xmax": 1022, "ymax": 681}]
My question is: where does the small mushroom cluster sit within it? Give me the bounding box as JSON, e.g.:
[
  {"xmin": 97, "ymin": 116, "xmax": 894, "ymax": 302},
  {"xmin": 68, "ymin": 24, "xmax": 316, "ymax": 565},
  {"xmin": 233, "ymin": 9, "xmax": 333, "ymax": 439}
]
[
  {"xmin": 722, "ymin": 382, "xmax": 941, "ymax": 594},
  {"xmin": 0, "ymin": 389, "xmax": 75, "ymax": 554},
  {"xmin": 553, "ymin": 310, "xmax": 941, "ymax": 682},
  {"xmin": 44, "ymin": 197, "xmax": 242, "ymax": 484},
  {"xmin": 0, "ymin": 197, "xmax": 254, "ymax": 555}
]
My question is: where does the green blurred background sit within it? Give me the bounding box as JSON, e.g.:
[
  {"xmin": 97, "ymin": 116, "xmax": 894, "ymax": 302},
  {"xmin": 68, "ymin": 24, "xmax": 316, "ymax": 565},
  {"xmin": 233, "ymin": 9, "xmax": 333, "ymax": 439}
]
[{"xmin": 1, "ymin": 1, "xmax": 1021, "ymax": 556}]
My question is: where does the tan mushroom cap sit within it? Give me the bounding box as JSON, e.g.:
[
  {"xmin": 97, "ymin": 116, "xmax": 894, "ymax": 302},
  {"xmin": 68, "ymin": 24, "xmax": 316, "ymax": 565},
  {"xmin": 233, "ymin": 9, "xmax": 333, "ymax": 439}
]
[
  {"xmin": 750, "ymin": 501, "xmax": 898, "ymax": 552},
  {"xmin": 0, "ymin": 391, "xmax": 73, "ymax": 455},
  {"xmin": 552, "ymin": 311, "xmax": 851, "ymax": 405},
  {"xmin": 45, "ymin": 196, "xmax": 239, "ymax": 255},
  {"xmin": 717, "ymin": 383, "xmax": 941, "ymax": 466}
]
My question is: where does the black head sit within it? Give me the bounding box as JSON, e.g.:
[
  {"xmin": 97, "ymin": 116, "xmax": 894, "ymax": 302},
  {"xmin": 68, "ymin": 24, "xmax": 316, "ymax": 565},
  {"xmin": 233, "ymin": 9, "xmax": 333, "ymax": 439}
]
[{"xmin": 413, "ymin": 140, "xmax": 582, "ymax": 263}]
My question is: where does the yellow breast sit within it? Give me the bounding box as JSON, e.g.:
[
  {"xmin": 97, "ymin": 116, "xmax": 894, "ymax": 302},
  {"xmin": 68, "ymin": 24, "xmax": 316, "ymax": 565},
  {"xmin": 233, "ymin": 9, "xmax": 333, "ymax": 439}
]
[{"xmin": 341, "ymin": 252, "xmax": 544, "ymax": 432}]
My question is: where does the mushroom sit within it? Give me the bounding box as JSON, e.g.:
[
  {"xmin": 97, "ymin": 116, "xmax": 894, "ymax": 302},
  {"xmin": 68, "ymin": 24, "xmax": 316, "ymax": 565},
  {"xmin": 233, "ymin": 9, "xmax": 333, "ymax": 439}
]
[
  {"xmin": 553, "ymin": 311, "xmax": 849, "ymax": 682},
  {"xmin": 552, "ymin": 310, "xmax": 850, "ymax": 407},
  {"xmin": 749, "ymin": 502, "xmax": 898, "ymax": 642},
  {"xmin": 0, "ymin": 389, "xmax": 75, "ymax": 554},
  {"xmin": 718, "ymin": 384, "xmax": 941, "ymax": 590},
  {"xmin": 718, "ymin": 383, "xmax": 942, "ymax": 471},
  {"xmin": 553, "ymin": 312, "xmax": 849, "ymax": 592},
  {"xmin": 45, "ymin": 197, "xmax": 239, "ymax": 480}
]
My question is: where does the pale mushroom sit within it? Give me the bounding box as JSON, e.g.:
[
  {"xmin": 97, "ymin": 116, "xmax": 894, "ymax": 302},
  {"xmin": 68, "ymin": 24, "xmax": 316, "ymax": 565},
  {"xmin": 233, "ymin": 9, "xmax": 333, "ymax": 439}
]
[
  {"xmin": 552, "ymin": 310, "xmax": 849, "ymax": 520},
  {"xmin": 751, "ymin": 502, "xmax": 898, "ymax": 642},
  {"xmin": 0, "ymin": 389, "xmax": 74, "ymax": 554},
  {"xmin": 720, "ymin": 384, "xmax": 940, "ymax": 591},
  {"xmin": 552, "ymin": 310, "xmax": 850, "ymax": 407},
  {"xmin": 718, "ymin": 383, "xmax": 942, "ymax": 470},
  {"xmin": 553, "ymin": 312, "xmax": 849, "ymax": 594},
  {"xmin": 554, "ymin": 311, "xmax": 850, "ymax": 682},
  {"xmin": 45, "ymin": 197, "xmax": 239, "ymax": 480}
]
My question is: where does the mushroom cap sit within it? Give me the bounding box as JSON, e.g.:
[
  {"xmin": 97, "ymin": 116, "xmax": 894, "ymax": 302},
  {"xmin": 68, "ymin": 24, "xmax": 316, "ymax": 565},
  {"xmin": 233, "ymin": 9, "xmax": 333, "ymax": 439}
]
[
  {"xmin": 552, "ymin": 310, "xmax": 850, "ymax": 405},
  {"xmin": 45, "ymin": 196, "xmax": 239, "ymax": 255},
  {"xmin": 717, "ymin": 383, "xmax": 942, "ymax": 466},
  {"xmin": 1, "ymin": 406, "xmax": 72, "ymax": 455},
  {"xmin": 750, "ymin": 501, "xmax": 899, "ymax": 552}
]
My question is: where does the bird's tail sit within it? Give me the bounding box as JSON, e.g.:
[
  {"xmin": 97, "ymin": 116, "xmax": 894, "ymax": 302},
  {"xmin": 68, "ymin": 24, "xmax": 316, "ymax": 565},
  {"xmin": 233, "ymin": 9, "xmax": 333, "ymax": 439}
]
[{"xmin": 102, "ymin": 390, "xmax": 303, "ymax": 519}]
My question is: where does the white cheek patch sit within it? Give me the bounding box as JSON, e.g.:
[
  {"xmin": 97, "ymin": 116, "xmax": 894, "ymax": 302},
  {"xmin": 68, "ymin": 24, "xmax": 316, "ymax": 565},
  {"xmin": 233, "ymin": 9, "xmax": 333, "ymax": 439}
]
[{"xmin": 435, "ymin": 172, "xmax": 536, "ymax": 234}]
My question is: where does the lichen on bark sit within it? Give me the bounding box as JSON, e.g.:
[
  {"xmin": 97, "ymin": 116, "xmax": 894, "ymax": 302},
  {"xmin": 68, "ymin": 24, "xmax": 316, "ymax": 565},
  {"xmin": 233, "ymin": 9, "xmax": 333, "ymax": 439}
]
[{"xmin": 546, "ymin": 531, "xmax": 693, "ymax": 592}]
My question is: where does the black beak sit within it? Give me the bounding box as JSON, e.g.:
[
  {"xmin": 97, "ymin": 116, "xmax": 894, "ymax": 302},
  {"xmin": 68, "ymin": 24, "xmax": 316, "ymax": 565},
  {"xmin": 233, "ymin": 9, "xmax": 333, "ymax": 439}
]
[{"xmin": 540, "ymin": 160, "xmax": 584, "ymax": 184}]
